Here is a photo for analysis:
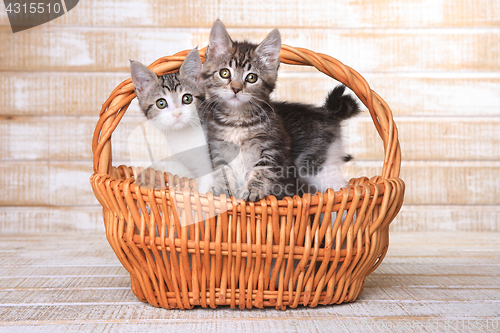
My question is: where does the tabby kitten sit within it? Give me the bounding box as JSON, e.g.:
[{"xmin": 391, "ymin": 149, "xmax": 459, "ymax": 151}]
[
  {"xmin": 200, "ymin": 19, "xmax": 296, "ymax": 201},
  {"xmin": 130, "ymin": 48, "xmax": 214, "ymax": 193},
  {"xmin": 273, "ymin": 85, "xmax": 360, "ymax": 193}
]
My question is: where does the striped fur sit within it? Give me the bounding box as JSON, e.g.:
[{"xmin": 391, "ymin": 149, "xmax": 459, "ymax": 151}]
[{"xmin": 200, "ymin": 20, "xmax": 296, "ymax": 201}]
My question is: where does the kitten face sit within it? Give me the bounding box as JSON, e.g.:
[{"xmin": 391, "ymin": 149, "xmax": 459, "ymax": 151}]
[
  {"xmin": 131, "ymin": 48, "xmax": 203, "ymax": 131},
  {"xmin": 146, "ymin": 77, "xmax": 199, "ymax": 131},
  {"xmin": 202, "ymin": 20, "xmax": 282, "ymax": 111}
]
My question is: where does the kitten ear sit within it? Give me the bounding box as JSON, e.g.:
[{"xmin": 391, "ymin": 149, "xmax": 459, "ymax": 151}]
[
  {"xmin": 206, "ymin": 19, "xmax": 233, "ymax": 60},
  {"xmin": 256, "ymin": 29, "xmax": 282, "ymax": 70},
  {"xmin": 130, "ymin": 60, "xmax": 159, "ymax": 100},
  {"xmin": 179, "ymin": 48, "xmax": 202, "ymax": 81}
]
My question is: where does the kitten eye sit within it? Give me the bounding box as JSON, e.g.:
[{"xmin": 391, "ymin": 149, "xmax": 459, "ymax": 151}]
[
  {"xmin": 156, "ymin": 98, "xmax": 167, "ymax": 109},
  {"xmin": 245, "ymin": 73, "xmax": 258, "ymax": 83},
  {"xmin": 182, "ymin": 94, "xmax": 193, "ymax": 105},
  {"xmin": 219, "ymin": 68, "xmax": 231, "ymax": 79}
]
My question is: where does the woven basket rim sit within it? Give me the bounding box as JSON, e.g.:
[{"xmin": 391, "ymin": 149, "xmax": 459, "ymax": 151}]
[{"xmin": 91, "ymin": 45, "xmax": 402, "ymax": 206}]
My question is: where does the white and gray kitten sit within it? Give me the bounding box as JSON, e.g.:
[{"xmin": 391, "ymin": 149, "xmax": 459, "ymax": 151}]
[
  {"xmin": 200, "ymin": 20, "xmax": 296, "ymax": 201},
  {"xmin": 130, "ymin": 48, "xmax": 214, "ymax": 193}
]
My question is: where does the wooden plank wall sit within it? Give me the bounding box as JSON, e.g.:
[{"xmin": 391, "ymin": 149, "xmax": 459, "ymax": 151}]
[{"xmin": 1, "ymin": 0, "xmax": 499, "ymax": 233}]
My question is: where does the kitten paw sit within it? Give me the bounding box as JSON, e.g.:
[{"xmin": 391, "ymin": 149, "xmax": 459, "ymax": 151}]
[
  {"xmin": 210, "ymin": 182, "xmax": 231, "ymax": 197},
  {"xmin": 234, "ymin": 186, "xmax": 250, "ymax": 201},
  {"xmin": 235, "ymin": 185, "xmax": 266, "ymax": 202},
  {"xmin": 247, "ymin": 190, "xmax": 264, "ymax": 202}
]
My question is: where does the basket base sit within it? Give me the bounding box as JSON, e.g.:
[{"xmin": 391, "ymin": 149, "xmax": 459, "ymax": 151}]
[
  {"xmin": 129, "ymin": 278, "xmax": 367, "ymax": 310},
  {"xmin": 91, "ymin": 169, "xmax": 403, "ymax": 310}
]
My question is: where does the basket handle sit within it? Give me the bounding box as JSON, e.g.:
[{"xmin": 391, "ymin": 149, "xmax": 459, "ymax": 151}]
[{"xmin": 92, "ymin": 46, "xmax": 401, "ymax": 179}]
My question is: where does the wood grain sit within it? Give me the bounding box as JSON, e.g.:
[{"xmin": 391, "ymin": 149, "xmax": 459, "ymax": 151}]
[
  {"xmin": 347, "ymin": 117, "xmax": 500, "ymax": 161},
  {"xmin": 1, "ymin": 319, "xmax": 497, "ymax": 333},
  {"xmin": 0, "ymin": 276, "xmax": 130, "ymax": 290},
  {"xmin": 0, "ymin": 206, "xmax": 103, "ymax": 233},
  {"xmin": 2, "ymin": 116, "xmax": 500, "ymax": 161},
  {"xmin": 1, "ymin": 204, "xmax": 499, "ymax": 233},
  {"xmin": 392, "ymin": 205, "xmax": 500, "ymax": 232},
  {"xmin": 2, "ymin": 72, "xmax": 499, "ymax": 117},
  {"xmin": 1, "ymin": 0, "xmax": 499, "ymax": 242},
  {"xmin": 1, "ymin": 282, "xmax": 499, "ymax": 305},
  {"xmin": 338, "ymin": 73, "xmax": 500, "ymax": 117},
  {"xmin": 1, "ymin": 27, "xmax": 498, "ymax": 72},
  {"xmin": 1, "ymin": 0, "xmax": 499, "ymax": 28},
  {"xmin": 344, "ymin": 161, "xmax": 500, "ymax": 206},
  {"xmin": 0, "ymin": 265, "xmax": 125, "ymax": 278},
  {"xmin": 2, "ymin": 260, "xmax": 498, "ymax": 279},
  {"xmin": 0, "ymin": 161, "xmax": 498, "ymax": 206},
  {"xmin": 0, "ymin": 162, "xmax": 96, "ymax": 206},
  {"xmin": 0, "ymin": 232, "xmax": 498, "ymax": 332},
  {"xmin": 0, "ymin": 72, "xmax": 129, "ymax": 117}
]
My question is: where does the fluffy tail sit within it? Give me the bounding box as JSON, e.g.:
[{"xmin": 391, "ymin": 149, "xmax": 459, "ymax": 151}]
[{"xmin": 324, "ymin": 85, "xmax": 360, "ymax": 121}]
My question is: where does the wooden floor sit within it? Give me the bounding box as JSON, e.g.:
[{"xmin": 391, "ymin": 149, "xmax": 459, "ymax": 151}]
[{"xmin": 0, "ymin": 231, "xmax": 499, "ymax": 332}]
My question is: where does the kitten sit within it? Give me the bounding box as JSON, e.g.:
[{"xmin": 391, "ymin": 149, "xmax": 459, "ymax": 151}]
[
  {"xmin": 273, "ymin": 85, "xmax": 360, "ymax": 193},
  {"xmin": 130, "ymin": 48, "xmax": 214, "ymax": 193},
  {"xmin": 200, "ymin": 20, "xmax": 296, "ymax": 201}
]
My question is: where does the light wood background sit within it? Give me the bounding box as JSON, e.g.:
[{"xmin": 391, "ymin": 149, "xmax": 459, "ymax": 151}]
[{"xmin": 1, "ymin": 0, "xmax": 499, "ymax": 233}]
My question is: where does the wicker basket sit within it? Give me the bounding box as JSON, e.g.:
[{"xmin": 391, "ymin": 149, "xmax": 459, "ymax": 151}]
[{"xmin": 90, "ymin": 45, "xmax": 405, "ymax": 310}]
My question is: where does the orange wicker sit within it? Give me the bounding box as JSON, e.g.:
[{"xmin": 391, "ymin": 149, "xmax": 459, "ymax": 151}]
[{"xmin": 90, "ymin": 45, "xmax": 405, "ymax": 310}]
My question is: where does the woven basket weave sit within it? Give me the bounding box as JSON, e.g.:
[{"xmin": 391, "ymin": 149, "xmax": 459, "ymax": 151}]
[{"xmin": 90, "ymin": 45, "xmax": 405, "ymax": 310}]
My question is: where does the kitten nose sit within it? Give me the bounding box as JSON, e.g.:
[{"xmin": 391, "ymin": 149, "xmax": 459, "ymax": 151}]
[
  {"xmin": 231, "ymin": 87, "xmax": 242, "ymax": 94},
  {"xmin": 173, "ymin": 112, "xmax": 182, "ymax": 119}
]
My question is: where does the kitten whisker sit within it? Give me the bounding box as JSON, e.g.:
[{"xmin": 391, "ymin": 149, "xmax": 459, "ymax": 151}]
[
  {"xmin": 200, "ymin": 95, "xmax": 224, "ymax": 124},
  {"xmin": 249, "ymin": 100, "xmax": 271, "ymax": 126}
]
